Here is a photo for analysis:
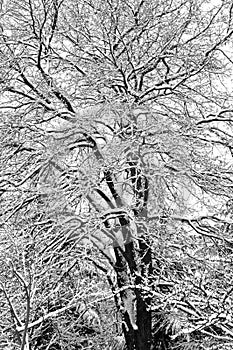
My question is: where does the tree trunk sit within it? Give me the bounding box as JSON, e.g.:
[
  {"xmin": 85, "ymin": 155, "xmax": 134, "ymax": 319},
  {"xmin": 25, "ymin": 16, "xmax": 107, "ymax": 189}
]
[
  {"xmin": 113, "ymin": 211, "xmax": 153, "ymax": 350},
  {"xmin": 114, "ymin": 247, "xmax": 136, "ymax": 350},
  {"xmin": 135, "ymin": 213, "xmax": 152, "ymax": 350}
]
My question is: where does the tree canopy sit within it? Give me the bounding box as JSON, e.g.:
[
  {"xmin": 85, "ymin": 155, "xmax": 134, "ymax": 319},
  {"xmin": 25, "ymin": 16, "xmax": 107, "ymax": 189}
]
[{"xmin": 1, "ymin": 1, "xmax": 233, "ymax": 349}]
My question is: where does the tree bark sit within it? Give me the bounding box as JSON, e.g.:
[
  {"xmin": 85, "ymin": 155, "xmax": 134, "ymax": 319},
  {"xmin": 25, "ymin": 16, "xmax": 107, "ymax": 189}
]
[{"xmin": 113, "ymin": 210, "xmax": 153, "ymax": 350}]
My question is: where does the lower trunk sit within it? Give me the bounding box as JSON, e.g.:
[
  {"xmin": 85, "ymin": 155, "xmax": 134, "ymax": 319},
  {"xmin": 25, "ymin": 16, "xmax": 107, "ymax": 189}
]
[
  {"xmin": 114, "ymin": 247, "xmax": 137, "ymax": 349},
  {"xmin": 135, "ymin": 215, "xmax": 153, "ymax": 349},
  {"xmin": 135, "ymin": 296, "xmax": 152, "ymax": 350},
  {"xmin": 113, "ymin": 243, "xmax": 153, "ymax": 349},
  {"xmin": 112, "ymin": 212, "xmax": 154, "ymax": 349}
]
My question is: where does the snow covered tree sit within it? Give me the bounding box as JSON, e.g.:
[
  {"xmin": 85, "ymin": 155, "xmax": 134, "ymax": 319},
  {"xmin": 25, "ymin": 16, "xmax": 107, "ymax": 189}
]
[{"xmin": 1, "ymin": 1, "xmax": 233, "ymax": 349}]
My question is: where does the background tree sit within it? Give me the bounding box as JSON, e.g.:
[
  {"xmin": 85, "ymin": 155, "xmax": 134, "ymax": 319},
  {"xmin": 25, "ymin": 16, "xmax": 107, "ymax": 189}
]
[{"xmin": 1, "ymin": 0, "xmax": 233, "ymax": 349}]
